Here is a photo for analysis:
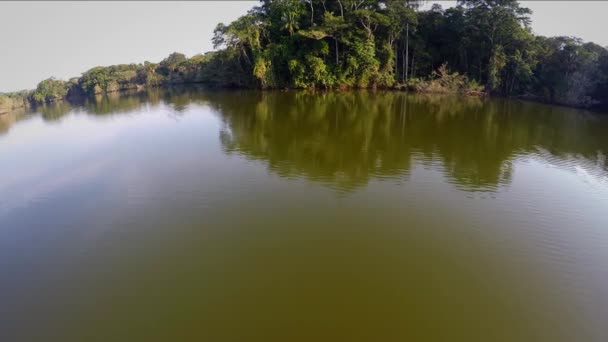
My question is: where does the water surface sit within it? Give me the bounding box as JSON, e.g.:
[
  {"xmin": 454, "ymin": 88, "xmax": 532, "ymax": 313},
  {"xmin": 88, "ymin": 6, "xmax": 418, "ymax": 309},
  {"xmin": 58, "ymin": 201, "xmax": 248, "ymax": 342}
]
[{"xmin": 1, "ymin": 90, "xmax": 607, "ymax": 341}]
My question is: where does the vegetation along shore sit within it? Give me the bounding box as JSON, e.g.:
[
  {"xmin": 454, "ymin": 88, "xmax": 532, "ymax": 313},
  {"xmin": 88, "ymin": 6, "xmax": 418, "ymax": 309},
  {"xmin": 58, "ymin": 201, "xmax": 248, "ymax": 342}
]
[{"xmin": 1, "ymin": 0, "xmax": 607, "ymax": 114}]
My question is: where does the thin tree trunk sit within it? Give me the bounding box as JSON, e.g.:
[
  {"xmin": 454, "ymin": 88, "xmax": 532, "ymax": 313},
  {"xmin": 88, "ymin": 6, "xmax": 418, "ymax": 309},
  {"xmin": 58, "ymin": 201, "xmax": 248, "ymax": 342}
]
[
  {"xmin": 405, "ymin": 23, "xmax": 409, "ymax": 82},
  {"xmin": 395, "ymin": 43, "xmax": 399, "ymax": 82},
  {"xmin": 509, "ymin": 76, "xmax": 516, "ymax": 95},
  {"xmin": 411, "ymin": 52, "xmax": 416, "ymax": 79},
  {"xmin": 309, "ymin": 0, "xmax": 314, "ymax": 26},
  {"xmin": 335, "ymin": 38, "xmax": 339, "ymax": 65},
  {"xmin": 402, "ymin": 49, "xmax": 406, "ymax": 82},
  {"xmin": 337, "ymin": 0, "xmax": 344, "ymax": 17}
]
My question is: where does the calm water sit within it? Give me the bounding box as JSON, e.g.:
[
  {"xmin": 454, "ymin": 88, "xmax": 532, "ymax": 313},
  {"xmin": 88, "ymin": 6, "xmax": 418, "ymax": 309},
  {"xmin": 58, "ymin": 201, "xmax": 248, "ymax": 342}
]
[{"xmin": 1, "ymin": 89, "xmax": 608, "ymax": 341}]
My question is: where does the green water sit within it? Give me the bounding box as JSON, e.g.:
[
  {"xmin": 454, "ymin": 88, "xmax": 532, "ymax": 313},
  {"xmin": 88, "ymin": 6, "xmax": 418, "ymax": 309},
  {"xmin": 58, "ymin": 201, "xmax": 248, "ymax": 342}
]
[{"xmin": 1, "ymin": 89, "xmax": 607, "ymax": 341}]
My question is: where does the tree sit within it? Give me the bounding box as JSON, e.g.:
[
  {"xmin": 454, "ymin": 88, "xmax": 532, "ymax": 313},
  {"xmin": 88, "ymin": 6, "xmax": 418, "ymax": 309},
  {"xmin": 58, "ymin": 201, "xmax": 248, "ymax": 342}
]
[{"xmin": 32, "ymin": 78, "xmax": 69, "ymax": 104}]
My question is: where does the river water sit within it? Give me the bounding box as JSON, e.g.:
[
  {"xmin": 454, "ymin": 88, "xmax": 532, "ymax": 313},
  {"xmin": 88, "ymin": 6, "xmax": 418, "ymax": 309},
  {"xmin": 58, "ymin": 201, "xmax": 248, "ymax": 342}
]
[{"xmin": 1, "ymin": 89, "xmax": 607, "ymax": 341}]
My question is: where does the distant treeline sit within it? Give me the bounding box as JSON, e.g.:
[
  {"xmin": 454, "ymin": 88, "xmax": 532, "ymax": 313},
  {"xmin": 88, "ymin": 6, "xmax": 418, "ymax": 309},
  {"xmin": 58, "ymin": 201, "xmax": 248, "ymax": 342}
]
[
  {"xmin": 0, "ymin": 54, "xmax": 211, "ymax": 114},
  {"xmin": 1, "ymin": 0, "xmax": 607, "ymax": 114}
]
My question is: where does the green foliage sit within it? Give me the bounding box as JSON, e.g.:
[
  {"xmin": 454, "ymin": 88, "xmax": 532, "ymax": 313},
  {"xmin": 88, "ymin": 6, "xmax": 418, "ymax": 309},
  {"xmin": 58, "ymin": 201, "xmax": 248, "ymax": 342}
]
[
  {"xmin": 289, "ymin": 55, "xmax": 333, "ymax": 88},
  {"xmin": 531, "ymin": 37, "xmax": 608, "ymax": 108},
  {"xmin": 487, "ymin": 45, "xmax": 507, "ymax": 92},
  {"xmin": 32, "ymin": 78, "xmax": 70, "ymax": 104},
  {"xmin": 137, "ymin": 61, "xmax": 163, "ymax": 86},
  {"xmin": 277, "ymin": 0, "xmax": 304, "ymax": 36},
  {"xmin": 348, "ymin": 38, "xmax": 381, "ymax": 87},
  {"xmin": 157, "ymin": 52, "xmax": 187, "ymax": 76},
  {"xmin": 0, "ymin": 91, "xmax": 31, "ymax": 113},
  {"xmin": 205, "ymin": 0, "xmax": 557, "ymax": 96},
  {"xmin": 254, "ymin": 55, "xmax": 273, "ymax": 88},
  {"xmin": 413, "ymin": 63, "xmax": 484, "ymax": 95},
  {"xmin": 79, "ymin": 65, "xmax": 140, "ymax": 94},
  {"xmin": 198, "ymin": 50, "xmax": 257, "ymax": 88}
]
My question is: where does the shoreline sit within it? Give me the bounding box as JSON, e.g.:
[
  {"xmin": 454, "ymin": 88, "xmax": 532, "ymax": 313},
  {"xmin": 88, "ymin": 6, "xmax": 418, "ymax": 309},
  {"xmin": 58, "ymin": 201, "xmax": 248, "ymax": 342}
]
[{"xmin": 2, "ymin": 84, "xmax": 606, "ymax": 117}]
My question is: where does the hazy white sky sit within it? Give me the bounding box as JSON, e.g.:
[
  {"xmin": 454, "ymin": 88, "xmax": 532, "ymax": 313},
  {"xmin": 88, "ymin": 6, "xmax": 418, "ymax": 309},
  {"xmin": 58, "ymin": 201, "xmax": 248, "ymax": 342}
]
[{"xmin": 1, "ymin": 1, "xmax": 607, "ymax": 92}]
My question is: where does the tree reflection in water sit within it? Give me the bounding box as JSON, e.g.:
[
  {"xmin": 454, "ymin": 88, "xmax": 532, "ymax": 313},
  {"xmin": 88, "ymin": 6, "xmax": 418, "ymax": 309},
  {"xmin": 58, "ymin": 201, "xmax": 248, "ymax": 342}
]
[{"xmin": 2, "ymin": 88, "xmax": 607, "ymax": 192}]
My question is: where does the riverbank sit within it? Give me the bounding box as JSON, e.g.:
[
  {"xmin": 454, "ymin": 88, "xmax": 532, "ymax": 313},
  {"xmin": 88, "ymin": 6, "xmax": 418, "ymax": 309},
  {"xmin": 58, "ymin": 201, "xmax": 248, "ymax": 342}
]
[
  {"xmin": 8, "ymin": 82, "xmax": 608, "ymax": 119},
  {"xmin": 0, "ymin": 92, "xmax": 30, "ymax": 115},
  {"xmin": 4, "ymin": 65, "xmax": 487, "ymax": 116}
]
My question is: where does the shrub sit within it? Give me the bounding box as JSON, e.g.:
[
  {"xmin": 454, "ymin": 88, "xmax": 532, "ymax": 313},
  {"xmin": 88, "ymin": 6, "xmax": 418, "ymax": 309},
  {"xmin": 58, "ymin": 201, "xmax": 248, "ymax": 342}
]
[{"xmin": 412, "ymin": 63, "xmax": 485, "ymax": 95}]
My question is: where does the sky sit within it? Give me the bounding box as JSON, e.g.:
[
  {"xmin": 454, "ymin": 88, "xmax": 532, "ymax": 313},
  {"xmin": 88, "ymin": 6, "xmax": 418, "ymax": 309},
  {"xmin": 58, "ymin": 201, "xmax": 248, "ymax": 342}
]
[{"xmin": 1, "ymin": 1, "xmax": 607, "ymax": 92}]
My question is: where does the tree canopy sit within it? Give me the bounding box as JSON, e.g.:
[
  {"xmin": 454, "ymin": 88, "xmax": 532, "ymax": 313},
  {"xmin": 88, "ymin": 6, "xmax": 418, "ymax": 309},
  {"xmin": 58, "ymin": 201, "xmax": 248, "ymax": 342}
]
[{"xmin": 203, "ymin": 0, "xmax": 607, "ymax": 109}]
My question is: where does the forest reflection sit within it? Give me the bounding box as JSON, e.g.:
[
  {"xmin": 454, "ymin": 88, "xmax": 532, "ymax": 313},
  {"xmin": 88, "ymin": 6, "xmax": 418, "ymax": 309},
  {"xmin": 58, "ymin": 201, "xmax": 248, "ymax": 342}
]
[
  {"xmin": 2, "ymin": 88, "xmax": 607, "ymax": 192},
  {"xmin": 211, "ymin": 91, "xmax": 608, "ymax": 192}
]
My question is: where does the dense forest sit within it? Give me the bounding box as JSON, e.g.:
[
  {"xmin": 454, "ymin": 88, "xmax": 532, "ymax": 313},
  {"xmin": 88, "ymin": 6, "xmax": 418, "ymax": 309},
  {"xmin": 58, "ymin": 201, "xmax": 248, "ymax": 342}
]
[{"xmin": 1, "ymin": 0, "xmax": 607, "ymax": 114}]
